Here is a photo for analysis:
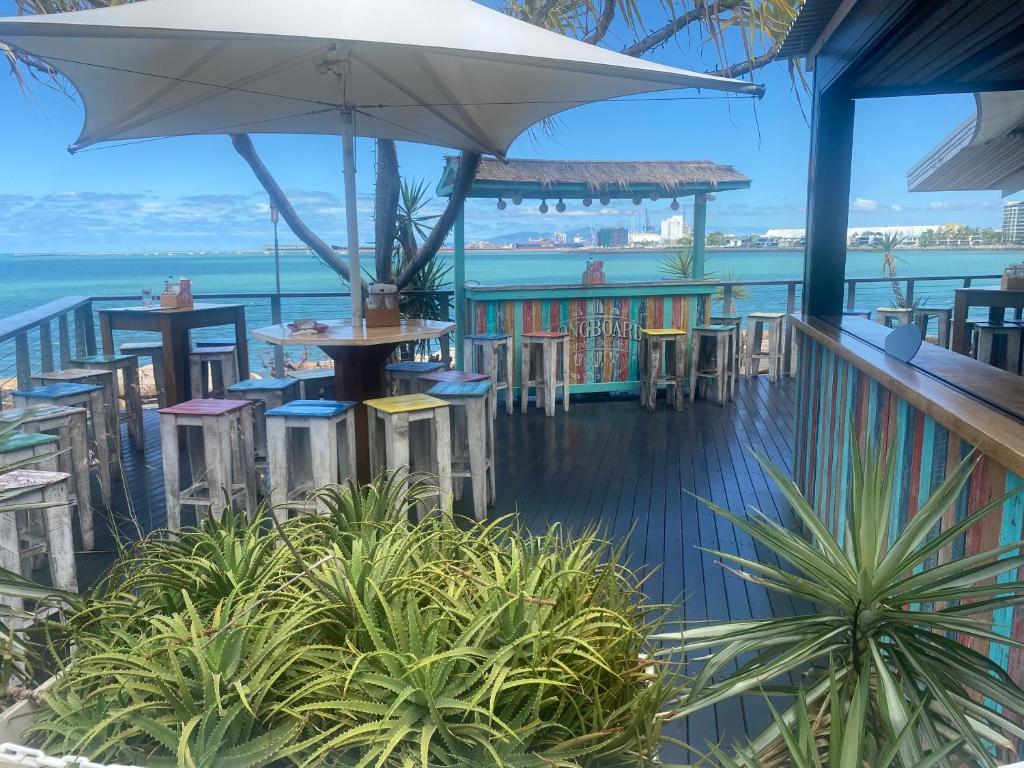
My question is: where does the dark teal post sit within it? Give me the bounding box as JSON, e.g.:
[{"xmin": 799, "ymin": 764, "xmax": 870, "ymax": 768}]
[
  {"xmin": 693, "ymin": 193, "xmax": 707, "ymax": 279},
  {"xmin": 454, "ymin": 203, "xmax": 466, "ymax": 368}
]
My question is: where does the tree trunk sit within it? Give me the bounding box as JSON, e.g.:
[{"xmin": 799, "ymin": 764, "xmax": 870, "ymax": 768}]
[
  {"xmin": 373, "ymin": 138, "xmax": 400, "ymax": 283},
  {"xmin": 230, "ymin": 133, "xmax": 352, "ymax": 282}
]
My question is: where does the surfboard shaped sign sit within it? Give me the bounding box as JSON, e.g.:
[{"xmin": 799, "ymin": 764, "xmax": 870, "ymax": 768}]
[{"xmin": 884, "ymin": 323, "xmax": 923, "ymax": 363}]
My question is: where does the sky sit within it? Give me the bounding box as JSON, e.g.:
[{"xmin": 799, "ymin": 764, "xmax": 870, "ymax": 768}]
[{"xmin": 0, "ymin": 0, "xmax": 1019, "ymax": 253}]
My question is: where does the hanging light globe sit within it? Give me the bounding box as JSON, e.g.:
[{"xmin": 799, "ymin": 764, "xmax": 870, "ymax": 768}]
[
  {"xmin": 496, "ymin": 197, "xmax": 507, "ymax": 210},
  {"xmin": 599, "ymin": 196, "xmax": 610, "ymax": 205},
  {"xmin": 582, "ymin": 197, "xmax": 593, "ymax": 207},
  {"xmin": 539, "ymin": 200, "xmax": 549, "ymax": 213},
  {"xmin": 649, "ymin": 191, "xmax": 659, "ymax": 201},
  {"xmin": 555, "ymin": 199, "xmax": 566, "ymax": 213},
  {"xmin": 670, "ymin": 198, "xmax": 680, "ymax": 211},
  {"xmin": 632, "ymin": 195, "xmax": 642, "ymax": 205},
  {"xmin": 512, "ymin": 193, "xmax": 523, "ymax": 205}
]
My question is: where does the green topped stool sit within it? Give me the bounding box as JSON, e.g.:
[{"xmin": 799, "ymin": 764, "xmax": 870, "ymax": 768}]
[
  {"xmin": 286, "ymin": 368, "xmax": 336, "ymax": 400},
  {"xmin": 265, "ymin": 399, "xmax": 357, "ymax": 520},
  {"xmin": 426, "ymin": 380, "xmax": 495, "ymax": 521},
  {"xmin": 71, "ymin": 352, "xmax": 144, "ymax": 449},
  {"xmin": 689, "ymin": 325, "xmax": 736, "ymax": 405},
  {"xmin": 0, "ymin": 431, "xmax": 59, "ymax": 473},
  {"xmin": 639, "ymin": 329, "xmax": 687, "ymax": 411}
]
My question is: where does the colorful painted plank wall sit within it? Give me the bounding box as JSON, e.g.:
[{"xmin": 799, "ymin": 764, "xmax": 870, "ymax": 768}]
[
  {"xmin": 465, "ymin": 288, "xmax": 712, "ymax": 393},
  {"xmin": 794, "ymin": 329, "xmax": 1024, "ymax": 683}
]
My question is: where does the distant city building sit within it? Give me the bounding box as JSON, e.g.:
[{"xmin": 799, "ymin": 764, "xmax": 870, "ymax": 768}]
[
  {"xmin": 628, "ymin": 232, "xmax": 662, "ymax": 246},
  {"xmin": 660, "ymin": 215, "xmax": 691, "ymax": 242},
  {"xmin": 595, "ymin": 226, "xmax": 629, "ymax": 248},
  {"xmin": 1004, "ymin": 201, "xmax": 1024, "ymax": 243},
  {"xmin": 552, "ymin": 231, "xmax": 567, "ymax": 244}
]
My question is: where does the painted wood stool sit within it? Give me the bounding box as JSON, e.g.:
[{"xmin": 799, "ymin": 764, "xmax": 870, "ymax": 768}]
[
  {"xmin": 0, "ymin": 470, "xmax": 78, "ymax": 610},
  {"xmin": 914, "ymin": 307, "xmax": 953, "ymax": 348},
  {"xmin": 876, "ymin": 307, "xmax": 914, "ymax": 328},
  {"xmin": 745, "ymin": 312, "xmax": 785, "ymax": 381},
  {"xmin": 195, "ymin": 337, "xmax": 241, "ymax": 378},
  {"xmin": 265, "ymin": 399, "xmax": 358, "ymax": 520},
  {"xmin": 364, "ymin": 394, "xmax": 453, "ymax": 518},
  {"xmin": 385, "ymin": 360, "xmax": 446, "ymax": 395},
  {"xmin": 286, "ymin": 368, "xmax": 336, "ymax": 400},
  {"xmin": 689, "ymin": 325, "xmax": 736, "ymax": 406},
  {"xmin": 159, "ymin": 398, "xmax": 257, "ymax": 531},
  {"xmin": 463, "ymin": 333, "xmax": 514, "ymax": 417},
  {"xmin": 973, "ymin": 322, "xmax": 1023, "ymax": 374},
  {"xmin": 0, "ymin": 431, "xmax": 59, "ymax": 474},
  {"xmin": 12, "ymin": 383, "xmax": 113, "ymax": 507},
  {"xmin": 521, "ymin": 332, "xmax": 570, "ymax": 417},
  {"xmin": 426, "ymin": 380, "xmax": 495, "ymax": 521},
  {"xmin": 119, "ymin": 341, "xmax": 166, "ymax": 407},
  {"xmin": 189, "ymin": 346, "xmax": 239, "ymax": 398},
  {"xmin": 29, "ymin": 368, "xmax": 121, "ymax": 460},
  {"xmin": 71, "ymin": 353, "xmax": 145, "ymax": 449},
  {"xmin": 639, "ymin": 329, "xmax": 687, "ymax": 411},
  {"xmin": 225, "ymin": 377, "xmax": 301, "ymax": 460},
  {"xmin": 0, "ymin": 405, "xmax": 95, "ymax": 550},
  {"xmin": 711, "ymin": 313, "xmax": 743, "ymax": 379},
  {"xmin": 419, "ymin": 370, "xmax": 494, "ymax": 423}
]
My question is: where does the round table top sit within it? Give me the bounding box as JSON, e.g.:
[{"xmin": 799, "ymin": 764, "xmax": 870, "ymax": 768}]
[{"xmin": 251, "ymin": 319, "xmax": 455, "ymax": 348}]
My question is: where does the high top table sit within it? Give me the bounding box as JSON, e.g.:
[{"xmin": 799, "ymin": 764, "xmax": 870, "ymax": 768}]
[
  {"xmin": 950, "ymin": 285, "xmax": 1024, "ymax": 355},
  {"xmin": 252, "ymin": 319, "xmax": 455, "ymax": 482},
  {"xmin": 98, "ymin": 303, "xmax": 249, "ymax": 407}
]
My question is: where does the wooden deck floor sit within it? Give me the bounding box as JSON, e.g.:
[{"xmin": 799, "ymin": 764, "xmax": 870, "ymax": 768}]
[{"xmin": 73, "ymin": 376, "xmax": 801, "ymax": 761}]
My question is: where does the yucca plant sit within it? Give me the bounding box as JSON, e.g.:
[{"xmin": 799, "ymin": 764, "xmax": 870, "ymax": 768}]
[{"xmin": 654, "ymin": 440, "xmax": 1024, "ymax": 767}]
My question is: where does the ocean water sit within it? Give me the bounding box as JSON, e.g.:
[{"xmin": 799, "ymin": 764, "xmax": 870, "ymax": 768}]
[{"xmin": 0, "ymin": 247, "xmax": 1014, "ymax": 376}]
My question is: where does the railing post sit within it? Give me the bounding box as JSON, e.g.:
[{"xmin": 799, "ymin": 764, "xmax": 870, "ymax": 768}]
[
  {"xmin": 441, "ymin": 292, "xmax": 452, "ymax": 368},
  {"xmin": 963, "ymin": 277, "xmax": 973, "ymax": 288},
  {"xmin": 15, "ymin": 332, "xmax": 31, "ymax": 391},
  {"xmin": 270, "ymin": 294, "xmax": 285, "ymax": 377},
  {"xmin": 58, "ymin": 314, "xmax": 72, "ymax": 368},
  {"xmin": 785, "ymin": 282, "xmax": 797, "ymax": 376},
  {"xmin": 73, "ymin": 302, "xmax": 96, "ymax": 357},
  {"xmin": 38, "ymin": 321, "xmax": 54, "ymax": 373},
  {"xmin": 905, "ymin": 279, "xmax": 915, "ymax": 308},
  {"xmin": 846, "ymin": 280, "xmax": 856, "ymax": 310}
]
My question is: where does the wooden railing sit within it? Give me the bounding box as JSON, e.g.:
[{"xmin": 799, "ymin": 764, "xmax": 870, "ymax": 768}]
[{"xmin": 0, "ymin": 275, "xmax": 1004, "ymax": 396}]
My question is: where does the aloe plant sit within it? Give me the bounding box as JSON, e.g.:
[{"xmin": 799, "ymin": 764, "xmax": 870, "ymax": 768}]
[{"xmin": 654, "ymin": 441, "xmax": 1024, "ymax": 767}]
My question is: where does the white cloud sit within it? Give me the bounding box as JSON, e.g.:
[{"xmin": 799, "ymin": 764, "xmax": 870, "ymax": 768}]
[{"xmin": 851, "ymin": 197, "xmax": 881, "ymax": 211}]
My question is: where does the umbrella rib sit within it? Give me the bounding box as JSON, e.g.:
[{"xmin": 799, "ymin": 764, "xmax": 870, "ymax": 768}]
[{"xmin": 412, "ymin": 51, "xmax": 502, "ymax": 155}]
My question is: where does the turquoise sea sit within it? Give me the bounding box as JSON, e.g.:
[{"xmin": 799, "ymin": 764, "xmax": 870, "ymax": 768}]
[{"xmin": 0, "ymin": 247, "xmax": 1016, "ymax": 375}]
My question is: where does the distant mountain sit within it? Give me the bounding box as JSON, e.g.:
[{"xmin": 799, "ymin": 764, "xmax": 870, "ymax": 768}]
[{"xmin": 487, "ymin": 227, "xmax": 594, "ymax": 245}]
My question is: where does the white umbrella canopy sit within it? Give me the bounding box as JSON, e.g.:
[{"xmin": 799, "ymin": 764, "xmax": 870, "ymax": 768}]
[{"xmin": 0, "ymin": 0, "xmax": 764, "ymax": 320}]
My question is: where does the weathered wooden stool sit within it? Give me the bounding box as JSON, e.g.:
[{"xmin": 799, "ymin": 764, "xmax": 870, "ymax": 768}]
[
  {"xmin": 689, "ymin": 325, "xmax": 736, "ymax": 405},
  {"xmin": 30, "ymin": 367, "xmax": 120, "ymax": 459},
  {"xmin": 0, "ymin": 431, "xmax": 58, "ymax": 473},
  {"xmin": 745, "ymin": 312, "xmax": 785, "ymax": 381},
  {"xmin": 385, "ymin": 360, "xmax": 446, "ymax": 395},
  {"xmin": 426, "ymin": 381, "xmax": 495, "ymax": 521},
  {"xmin": 915, "ymin": 307, "xmax": 953, "ymax": 348},
  {"xmin": 287, "ymin": 368, "xmax": 336, "ymax": 400},
  {"xmin": 711, "ymin": 313, "xmax": 743, "ymax": 380},
  {"xmin": 0, "ymin": 406, "xmax": 95, "ymax": 550},
  {"xmin": 119, "ymin": 341, "xmax": 166, "ymax": 407},
  {"xmin": 364, "ymin": 394, "xmax": 453, "ymax": 517},
  {"xmin": 521, "ymin": 332, "xmax": 570, "ymax": 417},
  {"xmin": 12, "ymin": 383, "xmax": 113, "ymax": 507},
  {"xmin": 159, "ymin": 399, "xmax": 257, "ymax": 530},
  {"xmin": 639, "ymin": 329, "xmax": 687, "ymax": 411},
  {"xmin": 876, "ymin": 307, "xmax": 914, "ymax": 327},
  {"xmin": 0, "ymin": 470, "xmax": 78, "ymax": 608},
  {"xmin": 463, "ymin": 333, "xmax": 514, "ymax": 416},
  {"xmin": 973, "ymin": 322, "xmax": 1023, "ymax": 374},
  {"xmin": 71, "ymin": 353, "xmax": 145, "ymax": 449},
  {"xmin": 419, "ymin": 370, "xmax": 494, "ymax": 423},
  {"xmin": 189, "ymin": 346, "xmax": 239, "ymax": 398},
  {"xmin": 265, "ymin": 399, "xmax": 357, "ymax": 520},
  {"xmin": 225, "ymin": 377, "xmax": 300, "ymax": 459}
]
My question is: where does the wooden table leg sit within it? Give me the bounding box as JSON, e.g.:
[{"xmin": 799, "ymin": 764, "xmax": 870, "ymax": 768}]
[
  {"xmin": 162, "ymin": 316, "xmax": 189, "ymax": 407},
  {"xmin": 234, "ymin": 307, "xmax": 250, "ymax": 381},
  {"xmin": 951, "ymin": 292, "xmax": 969, "ymax": 355},
  {"xmin": 322, "ymin": 344, "xmax": 398, "ymax": 483}
]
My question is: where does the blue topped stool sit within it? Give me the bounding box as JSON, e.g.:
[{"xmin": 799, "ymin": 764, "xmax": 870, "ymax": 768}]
[
  {"xmin": 286, "ymin": 368, "xmax": 336, "ymax": 400},
  {"xmin": 386, "ymin": 360, "xmax": 446, "ymax": 396},
  {"xmin": 463, "ymin": 333, "xmax": 513, "ymax": 416},
  {"xmin": 71, "ymin": 352, "xmax": 144, "ymax": 449},
  {"xmin": 30, "ymin": 368, "xmax": 121, "ymax": 461},
  {"xmin": 12, "ymin": 382, "xmax": 113, "ymax": 507},
  {"xmin": 426, "ymin": 381, "xmax": 494, "ymax": 521},
  {"xmin": 226, "ymin": 377, "xmax": 300, "ymax": 461},
  {"xmin": 265, "ymin": 400, "xmax": 358, "ymax": 520}
]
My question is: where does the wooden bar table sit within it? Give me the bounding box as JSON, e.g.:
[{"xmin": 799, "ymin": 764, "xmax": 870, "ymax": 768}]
[
  {"xmin": 252, "ymin": 319, "xmax": 455, "ymax": 482},
  {"xmin": 98, "ymin": 303, "xmax": 249, "ymax": 407},
  {"xmin": 950, "ymin": 285, "xmax": 1024, "ymax": 355}
]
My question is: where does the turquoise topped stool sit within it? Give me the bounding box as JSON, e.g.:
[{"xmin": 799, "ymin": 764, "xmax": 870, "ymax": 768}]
[
  {"xmin": 12, "ymin": 382, "xmax": 113, "ymax": 507},
  {"xmin": 226, "ymin": 377, "xmax": 300, "ymax": 461},
  {"xmin": 0, "ymin": 431, "xmax": 59, "ymax": 471},
  {"xmin": 71, "ymin": 352, "xmax": 144, "ymax": 449},
  {"xmin": 265, "ymin": 399, "xmax": 358, "ymax": 520},
  {"xmin": 386, "ymin": 360, "xmax": 447, "ymax": 395},
  {"xmin": 426, "ymin": 381, "xmax": 494, "ymax": 521},
  {"xmin": 463, "ymin": 333, "xmax": 513, "ymax": 416},
  {"xmin": 286, "ymin": 368, "xmax": 336, "ymax": 400}
]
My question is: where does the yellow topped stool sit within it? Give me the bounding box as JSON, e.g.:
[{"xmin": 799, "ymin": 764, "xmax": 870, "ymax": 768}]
[{"xmin": 639, "ymin": 328, "xmax": 687, "ymax": 411}]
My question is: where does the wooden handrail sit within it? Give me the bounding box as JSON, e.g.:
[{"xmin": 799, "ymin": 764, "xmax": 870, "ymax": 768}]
[{"xmin": 0, "ymin": 296, "xmax": 91, "ymax": 343}]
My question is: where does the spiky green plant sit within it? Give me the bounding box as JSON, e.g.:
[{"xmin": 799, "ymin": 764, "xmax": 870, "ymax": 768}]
[{"xmin": 654, "ymin": 441, "xmax": 1024, "ymax": 767}]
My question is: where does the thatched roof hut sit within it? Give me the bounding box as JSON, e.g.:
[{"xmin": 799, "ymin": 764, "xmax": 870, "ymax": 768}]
[{"xmin": 438, "ymin": 156, "xmax": 751, "ymax": 200}]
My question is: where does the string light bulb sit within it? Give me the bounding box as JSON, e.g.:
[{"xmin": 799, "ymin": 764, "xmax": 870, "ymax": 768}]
[
  {"xmin": 512, "ymin": 193, "xmax": 523, "ymax": 205},
  {"xmin": 539, "ymin": 200, "xmax": 549, "ymax": 213},
  {"xmin": 670, "ymin": 198, "xmax": 680, "ymax": 211},
  {"xmin": 649, "ymin": 191, "xmax": 659, "ymax": 201},
  {"xmin": 582, "ymin": 197, "xmax": 592, "ymax": 207},
  {"xmin": 555, "ymin": 199, "xmax": 566, "ymax": 213},
  {"xmin": 632, "ymin": 195, "xmax": 642, "ymax": 205},
  {"xmin": 496, "ymin": 197, "xmax": 507, "ymax": 211},
  {"xmin": 599, "ymin": 195, "xmax": 610, "ymax": 205}
]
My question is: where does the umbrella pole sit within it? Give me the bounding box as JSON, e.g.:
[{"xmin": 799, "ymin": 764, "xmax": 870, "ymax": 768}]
[{"xmin": 341, "ymin": 111, "xmax": 363, "ymax": 325}]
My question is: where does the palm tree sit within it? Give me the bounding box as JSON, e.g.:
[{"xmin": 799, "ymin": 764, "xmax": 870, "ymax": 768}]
[{"xmin": 873, "ymin": 231, "xmax": 909, "ymax": 307}]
